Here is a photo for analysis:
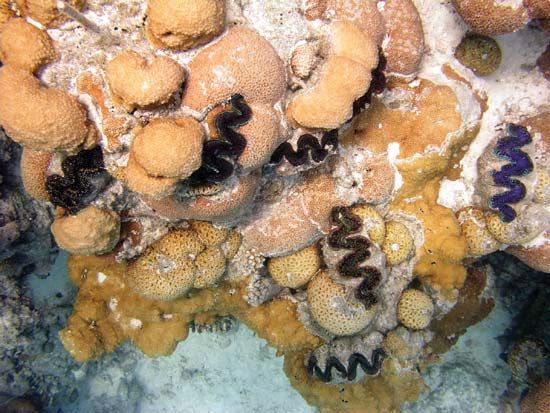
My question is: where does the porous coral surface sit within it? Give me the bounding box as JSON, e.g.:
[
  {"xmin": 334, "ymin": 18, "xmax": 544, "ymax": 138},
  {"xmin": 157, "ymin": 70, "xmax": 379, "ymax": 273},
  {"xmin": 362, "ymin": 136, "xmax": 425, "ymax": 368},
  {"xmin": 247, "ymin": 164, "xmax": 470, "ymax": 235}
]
[{"xmin": 0, "ymin": 0, "xmax": 549, "ymax": 412}]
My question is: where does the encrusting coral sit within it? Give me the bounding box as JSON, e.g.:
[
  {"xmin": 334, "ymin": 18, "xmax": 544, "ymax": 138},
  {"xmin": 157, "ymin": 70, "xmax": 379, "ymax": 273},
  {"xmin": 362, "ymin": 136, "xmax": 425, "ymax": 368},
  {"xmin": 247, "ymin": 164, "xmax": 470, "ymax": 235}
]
[{"xmin": 19, "ymin": 148, "xmax": 52, "ymax": 202}]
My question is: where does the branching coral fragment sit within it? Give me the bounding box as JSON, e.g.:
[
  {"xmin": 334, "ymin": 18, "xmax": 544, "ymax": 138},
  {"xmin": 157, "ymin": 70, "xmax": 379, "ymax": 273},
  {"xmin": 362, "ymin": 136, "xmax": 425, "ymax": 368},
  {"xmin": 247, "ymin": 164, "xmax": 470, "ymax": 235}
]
[{"xmin": 490, "ymin": 124, "xmax": 534, "ymax": 222}]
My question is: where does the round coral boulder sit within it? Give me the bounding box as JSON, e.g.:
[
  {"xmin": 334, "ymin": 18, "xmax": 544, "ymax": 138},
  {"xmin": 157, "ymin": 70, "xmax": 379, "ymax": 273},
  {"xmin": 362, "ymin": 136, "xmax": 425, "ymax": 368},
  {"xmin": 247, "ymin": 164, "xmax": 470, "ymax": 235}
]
[{"xmin": 146, "ymin": 0, "xmax": 225, "ymax": 50}]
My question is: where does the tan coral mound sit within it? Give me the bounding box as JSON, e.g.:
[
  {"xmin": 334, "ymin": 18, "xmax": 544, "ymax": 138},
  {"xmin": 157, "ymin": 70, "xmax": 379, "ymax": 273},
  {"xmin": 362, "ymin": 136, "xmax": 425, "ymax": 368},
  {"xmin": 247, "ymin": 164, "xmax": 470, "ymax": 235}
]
[
  {"xmin": 287, "ymin": 22, "xmax": 377, "ymax": 130},
  {"xmin": 236, "ymin": 103, "xmax": 286, "ymax": 172},
  {"xmin": 349, "ymin": 204, "xmax": 386, "ymax": 246},
  {"xmin": 521, "ymin": 379, "xmax": 550, "ymax": 413},
  {"xmin": 127, "ymin": 229, "xmax": 205, "ymax": 300},
  {"xmin": 241, "ymin": 172, "xmax": 344, "ymax": 257},
  {"xmin": 14, "ymin": 0, "xmax": 86, "ymax": 27},
  {"xmin": 20, "ymin": 148, "xmax": 52, "ymax": 201},
  {"xmin": 381, "ymin": 220, "xmax": 415, "ymax": 266},
  {"xmin": 146, "ymin": 172, "xmax": 260, "ymax": 224},
  {"xmin": 125, "ymin": 154, "xmax": 177, "ymax": 200},
  {"xmin": 182, "ymin": 26, "xmax": 286, "ymax": 111},
  {"xmin": 507, "ymin": 231, "xmax": 550, "ymax": 273},
  {"xmin": 397, "ymin": 289, "xmax": 434, "ymax": 330},
  {"xmin": 131, "ymin": 117, "xmax": 204, "ymax": 179},
  {"xmin": 380, "ymin": 0, "xmax": 424, "ymax": 77},
  {"xmin": 0, "ymin": 66, "xmax": 95, "ymax": 153},
  {"xmin": 51, "ymin": 206, "xmax": 120, "ymax": 256},
  {"xmin": 146, "ymin": 0, "xmax": 225, "ymax": 51},
  {"xmin": 457, "ymin": 207, "xmax": 501, "ymax": 257},
  {"xmin": 267, "ymin": 244, "xmax": 321, "ymax": 288},
  {"xmin": 0, "ymin": 18, "xmax": 57, "ymax": 73},
  {"xmin": 307, "ymin": 270, "xmax": 376, "ymax": 336},
  {"xmin": 451, "ymin": 0, "xmax": 529, "ymax": 35},
  {"xmin": 105, "ymin": 50, "xmax": 185, "ymax": 112},
  {"xmin": 127, "ymin": 224, "xmax": 240, "ymax": 299},
  {"xmin": 486, "ymin": 208, "xmax": 546, "ymax": 245}
]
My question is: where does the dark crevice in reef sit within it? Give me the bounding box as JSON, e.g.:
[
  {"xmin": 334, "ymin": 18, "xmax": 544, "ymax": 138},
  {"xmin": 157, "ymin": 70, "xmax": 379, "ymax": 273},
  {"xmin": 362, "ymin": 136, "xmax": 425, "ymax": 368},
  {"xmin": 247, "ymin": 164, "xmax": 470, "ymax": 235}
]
[
  {"xmin": 187, "ymin": 93, "xmax": 251, "ymax": 187},
  {"xmin": 45, "ymin": 146, "xmax": 110, "ymax": 215},
  {"xmin": 307, "ymin": 348, "xmax": 387, "ymax": 382},
  {"xmin": 328, "ymin": 206, "xmax": 382, "ymax": 307},
  {"xmin": 489, "ymin": 123, "xmax": 534, "ymax": 223}
]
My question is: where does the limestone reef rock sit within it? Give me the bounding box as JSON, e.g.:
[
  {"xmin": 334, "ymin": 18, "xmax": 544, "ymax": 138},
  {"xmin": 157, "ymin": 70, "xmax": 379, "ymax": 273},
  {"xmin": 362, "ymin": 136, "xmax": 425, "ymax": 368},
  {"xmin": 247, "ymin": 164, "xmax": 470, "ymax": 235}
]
[{"xmin": 0, "ymin": 0, "xmax": 549, "ymax": 411}]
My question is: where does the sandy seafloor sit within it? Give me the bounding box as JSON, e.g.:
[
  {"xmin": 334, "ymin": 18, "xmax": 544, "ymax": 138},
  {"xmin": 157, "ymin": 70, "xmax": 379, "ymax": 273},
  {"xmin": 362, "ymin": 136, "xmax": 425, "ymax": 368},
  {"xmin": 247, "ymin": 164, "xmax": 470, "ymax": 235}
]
[{"xmin": 24, "ymin": 252, "xmax": 515, "ymax": 413}]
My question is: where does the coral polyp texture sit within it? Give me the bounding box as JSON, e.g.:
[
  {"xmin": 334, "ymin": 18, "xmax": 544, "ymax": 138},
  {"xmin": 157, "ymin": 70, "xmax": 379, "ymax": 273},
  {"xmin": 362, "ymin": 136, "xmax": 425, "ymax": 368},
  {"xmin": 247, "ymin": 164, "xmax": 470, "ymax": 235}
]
[{"xmin": 0, "ymin": 0, "xmax": 549, "ymax": 411}]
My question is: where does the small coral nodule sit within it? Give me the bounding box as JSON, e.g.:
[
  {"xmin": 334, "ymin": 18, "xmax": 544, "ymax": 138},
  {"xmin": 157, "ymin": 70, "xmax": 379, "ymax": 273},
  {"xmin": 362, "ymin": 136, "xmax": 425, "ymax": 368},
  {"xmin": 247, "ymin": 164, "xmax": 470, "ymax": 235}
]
[
  {"xmin": 188, "ymin": 94, "xmax": 251, "ymax": 187},
  {"xmin": 45, "ymin": 146, "xmax": 110, "ymax": 215},
  {"xmin": 489, "ymin": 123, "xmax": 534, "ymax": 223},
  {"xmin": 269, "ymin": 130, "xmax": 338, "ymax": 166},
  {"xmin": 454, "ymin": 33, "xmax": 502, "ymax": 76},
  {"xmin": 306, "ymin": 348, "xmax": 387, "ymax": 382}
]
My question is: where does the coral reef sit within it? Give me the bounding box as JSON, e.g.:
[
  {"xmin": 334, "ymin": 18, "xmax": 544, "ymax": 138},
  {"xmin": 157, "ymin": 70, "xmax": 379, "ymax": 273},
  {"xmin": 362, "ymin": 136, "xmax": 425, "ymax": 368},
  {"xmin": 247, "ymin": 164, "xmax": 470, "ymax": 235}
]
[{"xmin": 0, "ymin": 0, "xmax": 549, "ymax": 411}]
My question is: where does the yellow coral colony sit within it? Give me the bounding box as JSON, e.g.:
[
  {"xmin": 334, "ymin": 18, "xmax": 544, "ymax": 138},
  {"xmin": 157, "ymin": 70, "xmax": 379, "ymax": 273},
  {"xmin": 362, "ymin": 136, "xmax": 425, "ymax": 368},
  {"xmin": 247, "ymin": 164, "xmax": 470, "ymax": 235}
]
[{"xmin": 2, "ymin": 0, "xmax": 550, "ymax": 412}]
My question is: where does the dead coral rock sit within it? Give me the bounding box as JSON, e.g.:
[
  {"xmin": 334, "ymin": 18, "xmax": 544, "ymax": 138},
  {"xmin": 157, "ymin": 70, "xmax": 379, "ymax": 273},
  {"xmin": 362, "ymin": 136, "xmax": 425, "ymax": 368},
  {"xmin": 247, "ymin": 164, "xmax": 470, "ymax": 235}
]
[
  {"xmin": 507, "ymin": 230, "xmax": 550, "ymax": 273},
  {"xmin": 451, "ymin": 0, "xmax": 529, "ymax": 35},
  {"xmin": 182, "ymin": 26, "xmax": 286, "ymax": 111},
  {"xmin": 0, "ymin": 18, "xmax": 57, "ymax": 73},
  {"xmin": 380, "ymin": 0, "xmax": 424, "ymax": 77},
  {"xmin": 14, "ymin": 0, "xmax": 86, "ymax": 27},
  {"xmin": 146, "ymin": 0, "xmax": 225, "ymax": 50},
  {"xmin": 0, "ymin": 66, "xmax": 95, "ymax": 153},
  {"xmin": 131, "ymin": 117, "xmax": 204, "ymax": 179},
  {"xmin": 20, "ymin": 148, "xmax": 52, "ymax": 201},
  {"xmin": 51, "ymin": 206, "xmax": 120, "ymax": 256},
  {"xmin": 521, "ymin": 379, "xmax": 550, "ymax": 413},
  {"xmin": 105, "ymin": 50, "xmax": 185, "ymax": 112}
]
